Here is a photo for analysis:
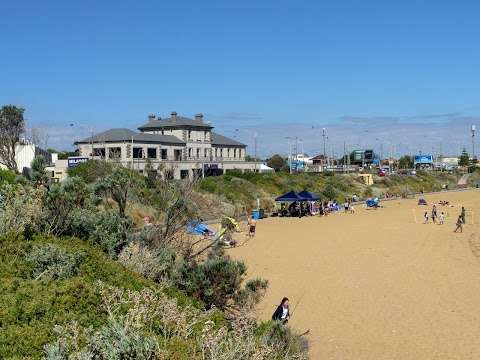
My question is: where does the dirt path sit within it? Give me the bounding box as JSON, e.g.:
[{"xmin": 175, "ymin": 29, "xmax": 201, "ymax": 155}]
[{"xmin": 230, "ymin": 190, "xmax": 480, "ymax": 359}]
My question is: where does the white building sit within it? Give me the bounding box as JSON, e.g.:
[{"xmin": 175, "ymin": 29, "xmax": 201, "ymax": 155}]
[{"xmin": 74, "ymin": 112, "xmax": 259, "ymax": 179}]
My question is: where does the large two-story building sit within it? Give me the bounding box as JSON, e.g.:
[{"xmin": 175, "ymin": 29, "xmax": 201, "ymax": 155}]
[{"xmin": 74, "ymin": 112, "xmax": 258, "ymax": 179}]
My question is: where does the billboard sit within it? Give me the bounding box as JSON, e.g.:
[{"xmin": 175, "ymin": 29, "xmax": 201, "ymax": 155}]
[
  {"xmin": 414, "ymin": 155, "xmax": 433, "ymax": 165},
  {"xmin": 353, "ymin": 150, "xmax": 364, "ymax": 162},
  {"xmin": 364, "ymin": 150, "xmax": 374, "ymax": 162},
  {"xmin": 290, "ymin": 160, "xmax": 305, "ymax": 171},
  {"xmin": 67, "ymin": 156, "xmax": 89, "ymax": 168}
]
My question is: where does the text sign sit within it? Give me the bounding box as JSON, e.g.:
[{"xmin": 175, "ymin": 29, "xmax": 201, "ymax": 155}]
[{"xmin": 67, "ymin": 157, "xmax": 89, "ymax": 168}]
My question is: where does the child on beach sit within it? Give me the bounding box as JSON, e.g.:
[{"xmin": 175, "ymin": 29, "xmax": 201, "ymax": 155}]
[
  {"xmin": 247, "ymin": 216, "xmax": 256, "ymax": 237},
  {"xmin": 454, "ymin": 215, "xmax": 463, "ymax": 233},
  {"xmin": 424, "ymin": 211, "xmax": 429, "ymax": 224},
  {"xmin": 439, "ymin": 212, "xmax": 445, "ymax": 225}
]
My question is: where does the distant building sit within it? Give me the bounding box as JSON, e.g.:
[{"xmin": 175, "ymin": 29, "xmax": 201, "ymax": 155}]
[
  {"xmin": 74, "ymin": 112, "xmax": 258, "ymax": 179},
  {"xmin": 0, "ymin": 139, "xmax": 56, "ymax": 173},
  {"xmin": 435, "ymin": 156, "xmax": 459, "ymax": 169}
]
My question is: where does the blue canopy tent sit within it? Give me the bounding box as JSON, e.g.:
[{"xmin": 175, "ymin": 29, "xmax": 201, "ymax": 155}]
[
  {"xmin": 297, "ymin": 190, "xmax": 320, "ymax": 201},
  {"xmin": 275, "ymin": 191, "xmax": 304, "ymax": 202}
]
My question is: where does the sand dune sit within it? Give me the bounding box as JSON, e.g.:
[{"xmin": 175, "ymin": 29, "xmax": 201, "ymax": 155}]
[{"xmin": 230, "ymin": 190, "xmax": 480, "ymax": 359}]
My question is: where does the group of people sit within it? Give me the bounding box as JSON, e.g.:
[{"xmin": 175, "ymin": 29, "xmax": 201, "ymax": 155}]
[
  {"xmin": 423, "ymin": 204, "xmax": 445, "ymax": 225},
  {"xmin": 423, "ymin": 204, "xmax": 467, "ymax": 233}
]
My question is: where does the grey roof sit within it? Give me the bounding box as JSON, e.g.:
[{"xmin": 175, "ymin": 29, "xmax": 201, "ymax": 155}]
[
  {"xmin": 211, "ymin": 132, "xmax": 246, "ymax": 147},
  {"xmin": 74, "ymin": 128, "xmax": 185, "ymax": 145},
  {"xmin": 138, "ymin": 116, "xmax": 213, "ymax": 130}
]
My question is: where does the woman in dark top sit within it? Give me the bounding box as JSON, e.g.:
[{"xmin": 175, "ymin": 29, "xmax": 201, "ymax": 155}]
[{"xmin": 272, "ymin": 297, "xmax": 290, "ymax": 324}]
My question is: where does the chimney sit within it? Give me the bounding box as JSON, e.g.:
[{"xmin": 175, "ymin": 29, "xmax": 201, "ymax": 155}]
[
  {"xmin": 195, "ymin": 113, "xmax": 204, "ymax": 122},
  {"xmin": 148, "ymin": 113, "xmax": 156, "ymax": 121},
  {"xmin": 171, "ymin": 111, "xmax": 177, "ymax": 122}
]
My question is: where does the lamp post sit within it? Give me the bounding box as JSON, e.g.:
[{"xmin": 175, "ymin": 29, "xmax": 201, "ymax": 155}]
[
  {"xmin": 472, "ymin": 125, "xmax": 476, "ymax": 160},
  {"xmin": 285, "ymin": 137, "xmax": 293, "ymax": 174},
  {"xmin": 322, "ymin": 128, "xmax": 327, "ymax": 167}
]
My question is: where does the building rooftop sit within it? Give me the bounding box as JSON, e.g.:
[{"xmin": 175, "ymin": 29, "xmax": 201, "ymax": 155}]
[
  {"xmin": 138, "ymin": 112, "xmax": 213, "ymax": 130},
  {"xmin": 211, "ymin": 132, "xmax": 246, "ymax": 147},
  {"xmin": 74, "ymin": 128, "xmax": 185, "ymax": 145}
]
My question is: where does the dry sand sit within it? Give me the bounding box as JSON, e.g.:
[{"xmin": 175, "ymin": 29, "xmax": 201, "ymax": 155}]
[{"xmin": 230, "ymin": 190, "xmax": 480, "ymax": 360}]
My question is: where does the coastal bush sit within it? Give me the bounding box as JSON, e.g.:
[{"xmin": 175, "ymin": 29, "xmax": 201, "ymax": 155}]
[
  {"xmin": 67, "ymin": 160, "xmax": 114, "ymax": 183},
  {"xmin": 175, "ymin": 256, "xmax": 267, "ymax": 312},
  {"xmin": 118, "ymin": 242, "xmax": 176, "ymax": 282},
  {"xmin": 25, "ymin": 243, "xmax": 85, "ymax": 280},
  {"xmin": 0, "ymin": 183, "xmax": 45, "ymax": 236},
  {"xmin": 45, "ymin": 176, "xmax": 99, "ymax": 234},
  {"xmin": 95, "ymin": 166, "xmax": 144, "ymax": 216},
  {"xmin": 67, "ymin": 209, "xmax": 133, "ymax": 258},
  {"xmin": 0, "ymin": 168, "xmax": 16, "ymax": 184}
]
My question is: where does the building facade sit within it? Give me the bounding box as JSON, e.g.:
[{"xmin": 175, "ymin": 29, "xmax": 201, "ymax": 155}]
[{"xmin": 74, "ymin": 112, "xmax": 258, "ymax": 179}]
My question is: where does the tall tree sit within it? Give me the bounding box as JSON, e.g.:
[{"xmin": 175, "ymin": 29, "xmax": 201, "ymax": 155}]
[
  {"xmin": 0, "ymin": 105, "xmax": 25, "ymax": 172},
  {"xmin": 266, "ymin": 154, "xmax": 286, "ymax": 171},
  {"xmin": 458, "ymin": 148, "xmax": 470, "ymax": 167},
  {"xmin": 398, "ymin": 155, "xmax": 414, "ymax": 169}
]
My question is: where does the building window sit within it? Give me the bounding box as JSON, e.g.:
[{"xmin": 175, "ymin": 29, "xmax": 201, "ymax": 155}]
[
  {"xmin": 133, "ymin": 147, "xmax": 144, "ymax": 159},
  {"xmin": 196, "ymin": 148, "xmax": 200, "ymax": 158},
  {"xmin": 109, "ymin": 147, "xmax": 121, "ymax": 159},
  {"xmin": 204, "ymin": 148, "xmax": 208, "ymax": 158},
  {"xmin": 220, "ymin": 148, "xmax": 223, "ymax": 157},
  {"xmin": 93, "ymin": 148, "xmax": 106, "ymax": 158},
  {"xmin": 215, "ymin": 148, "xmax": 218, "ymax": 157},
  {"xmin": 161, "ymin": 130, "xmax": 164, "ymax": 135},
  {"xmin": 147, "ymin": 148, "xmax": 157, "ymax": 159},
  {"xmin": 161, "ymin": 149, "xmax": 167, "ymax": 160},
  {"xmin": 233, "ymin": 149, "xmax": 237, "ymax": 158},
  {"xmin": 227, "ymin": 148, "xmax": 230, "ymax": 157},
  {"xmin": 188, "ymin": 130, "xmax": 192, "ymax": 140},
  {"xmin": 188, "ymin": 148, "xmax": 192, "ymax": 158},
  {"xmin": 204, "ymin": 131, "xmax": 208, "ymax": 141}
]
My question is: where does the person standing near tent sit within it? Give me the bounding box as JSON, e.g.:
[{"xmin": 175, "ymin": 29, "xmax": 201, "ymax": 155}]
[
  {"xmin": 344, "ymin": 200, "xmax": 349, "ymax": 213},
  {"xmin": 454, "ymin": 215, "xmax": 463, "ymax": 233},
  {"xmin": 272, "ymin": 297, "xmax": 290, "ymax": 325}
]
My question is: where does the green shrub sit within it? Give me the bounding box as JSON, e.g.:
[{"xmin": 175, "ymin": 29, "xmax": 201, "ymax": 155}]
[
  {"xmin": 45, "ymin": 319, "xmax": 159, "ymax": 360},
  {"xmin": 0, "ymin": 168, "xmax": 16, "ymax": 184},
  {"xmin": 0, "ymin": 183, "xmax": 46, "ymax": 236},
  {"xmin": 67, "ymin": 160, "xmax": 114, "ymax": 183},
  {"xmin": 175, "ymin": 257, "xmax": 246, "ymax": 310},
  {"xmin": 25, "ymin": 243, "xmax": 84, "ymax": 280},
  {"xmin": 67, "ymin": 209, "xmax": 133, "ymax": 258}
]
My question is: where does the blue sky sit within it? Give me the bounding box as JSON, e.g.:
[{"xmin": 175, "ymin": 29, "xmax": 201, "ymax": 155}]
[{"xmin": 1, "ymin": 0, "xmax": 480, "ymax": 157}]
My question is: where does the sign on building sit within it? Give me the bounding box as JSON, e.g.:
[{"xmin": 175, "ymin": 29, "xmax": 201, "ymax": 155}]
[
  {"xmin": 413, "ymin": 155, "xmax": 433, "ymax": 165},
  {"xmin": 67, "ymin": 156, "xmax": 89, "ymax": 168}
]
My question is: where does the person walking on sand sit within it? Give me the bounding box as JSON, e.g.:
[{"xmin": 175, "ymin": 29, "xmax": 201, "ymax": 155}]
[
  {"xmin": 431, "ymin": 205, "xmax": 437, "ymax": 224},
  {"xmin": 439, "ymin": 211, "xmax": 445, "ymax": 225},
  {"xmin": 349, "ymin": 202, "xmax": 355, "ymax": 214},
  {"xmin": 424, "ymin": 211, "xmax": 429, "ymax": 224},
  {"xmin": 247, "ymin": 216, "xmax": 256, "ymax": 237},
  {"xmin": 272, "ymin": 297, "xmax": 290, "ymax": 325},
  {"xmin": 344, "ymin": 201, "xmax": 349, "ymax": 213},
  {"xmin": 461, "ymin": 206, "xmax": 466, "ymax": 224},
  {"xmin": 454, "ymin": 215, "xmax": 463, "ymax": 233}
]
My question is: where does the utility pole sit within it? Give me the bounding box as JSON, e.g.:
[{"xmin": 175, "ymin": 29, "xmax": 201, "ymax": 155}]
[
  {"xmin": 322, "ymin": 128, "xmax": 326, "ymax": 170},
  {"xmin": 343, "ymin": 140, "xmax": 346, "ymax": 173},
  {"xmin": 472, "ymin": 125, "xmax": 476, "ymax": 160},
  {"xmin": 254, "ymin": 132, "xmax": 258, "ymax": 172}
]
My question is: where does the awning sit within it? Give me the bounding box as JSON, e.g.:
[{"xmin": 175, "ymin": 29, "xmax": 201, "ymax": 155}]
[
  {"xmin": 298, "ymin": 190, "xmax": 320, "ymax": 201},
  {"xmin": 275, "ymin": 191, "xmax": 304, "ymax": 202}
]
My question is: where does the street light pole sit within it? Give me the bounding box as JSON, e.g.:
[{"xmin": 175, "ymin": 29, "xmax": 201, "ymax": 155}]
[
  {"xmin": 472, "ymin": 125, "xmax": 476, "ymax": 160},
  {"xmin": 322, "ymin": 128, "xmax": 327, "ymax": 168}
]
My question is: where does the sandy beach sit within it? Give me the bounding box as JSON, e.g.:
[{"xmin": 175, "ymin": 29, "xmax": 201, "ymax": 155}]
[{"xmin": 230, "ymin": 190, "xmax": 480, "ymax": 360}]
